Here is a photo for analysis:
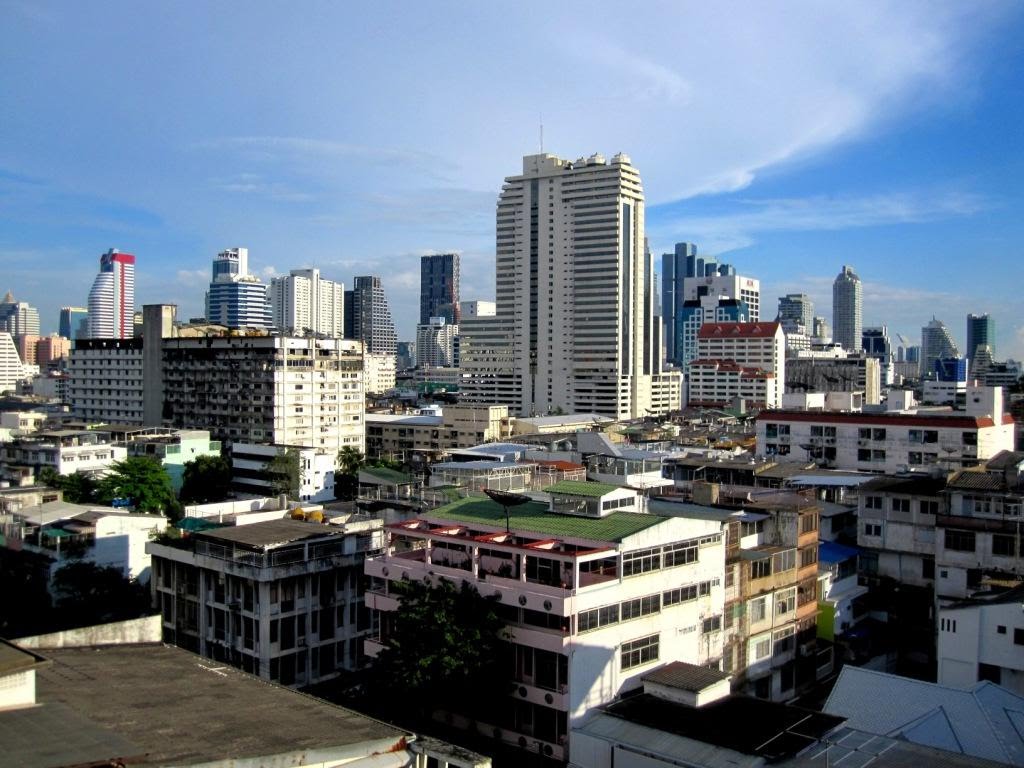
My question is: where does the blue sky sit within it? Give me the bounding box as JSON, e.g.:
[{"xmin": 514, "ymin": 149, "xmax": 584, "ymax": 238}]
[{"xmin": 2, "ymin": 2, "xmax": 1022, "ymax": 358}]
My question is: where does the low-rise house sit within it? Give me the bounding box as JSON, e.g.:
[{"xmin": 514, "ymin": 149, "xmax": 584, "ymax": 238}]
[
  {"xmin": 364, "ymin": 486, "xmax": 726, "ymax": 763},
  {"xmin": 938, "ymin": 585, "xmax": 1024, "ymax": 694},
  {"xmin": 817, "ymin": 541, "xmax": 867, "ymax": 641},
  {"xmin": 0, "ymin": 429, "xmax": 126, "ymax": 481},
  {"xmin": 231, "ymin": 442, "xmax": 337, "ymax": 502},
  {"xmin": 126, "ymin": 428, "xmax": 221, "ymax": 492},
  {"xmin": 147, "ymin": 516, "xmax": 384, "ymax": 687}
]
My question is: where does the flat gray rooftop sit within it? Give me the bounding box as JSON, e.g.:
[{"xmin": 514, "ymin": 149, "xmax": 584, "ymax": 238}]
[
  {"xmin": 8, "ymin": 643, "xmax": 408, "ymax": 767},
  {"xmin": 197, "ymin": 518, "xmax": 345, "ymax": 549}
]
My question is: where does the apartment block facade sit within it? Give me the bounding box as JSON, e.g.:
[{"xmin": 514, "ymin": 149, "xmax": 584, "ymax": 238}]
[
  {"xmin": 687, "ymin": 321, "xmax": 784, "ymax": 408},
  {"xmin": 68, "ymin": 337, "xmax": 144, "ymax": 424}
]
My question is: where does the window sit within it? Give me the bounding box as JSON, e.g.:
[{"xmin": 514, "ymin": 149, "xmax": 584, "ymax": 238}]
[
  {"xmin": 864, "ymin": 523, "xmax": 882, "ymax": 537},
  {"xmin": 799, "ymin": 513, "xmax": 818, "ymax": 535},
  {"xmin": 997, "ymin": 625, "xmax": 1007, "ymax": 635},
  {"xmin": 773, "ymin": 550, "xmax": 796, "ymax": 573},
  {"xmin": 908, "ymin": 452, "xmax": 923, "ymax": 465},
  {"xmin": 963, "ymin": 431, "xmax": 978, "ymax": 446},
  {"xmin": 663, "ymin": 541, "xmax": 698, "ymax": 567},
  {"xmin": 578, "ymin": 605, "xmax": 619, "ymax": 632},
  {"xmin": 940, "ymin": 618, "xmax": 957, "ymax": 632},
  {"xmin": 1016, "ymin": 628, "xmax": 1024, "ymax": 646},
  {"xmin": 775, "ymin": 588, "xmax": 796, "ymax": 615},
  {"xmin": 858, "ymin": 449, "xmax": 872, "ymax": 462},
  {"xmin": 621, "ymin": 634, "xmax": 659, "ymax": 670},
  {"xmin": 753, "ymin": 635, "xmax": 771, "ymax": 660},
  {"xmin": 920, "ymin": 500, "xmax": 939, "ymax": 516},
  {"xmin": 750, "ymin": 597, "xmax": 767, "ymax": 622},
  {"xmin": 621, "ymin": 595, "xmax": 660, "ymax": 621},
  {"xmin": 892, "ymin": 498, "xmax": 911, "ymax": 513},
  {"xmin": 663, "ymin": 585, "xmax": 698, "ymax": 606},
  {"xmin": 800, "ymin": 547, "xmax": 818, "ymax": 568},
  {"xmin": 944, "ymin": 529, "xmax": 976, "ymax": 553},
  {"xmin": 622, "ymin": 548, "xmax": 660, "ymax": 577},
  {"xmin": 751, "ymin": 559, "xmax": 772, "ymax": 579},
  {"xmin": 702, "ymin": 616, "xmax": 721, "ymax": 634},
  {"xmin": 993, "ymin": 534, "xmax": 1016, "ymax": 557},
  {"xmin": 865, "ymin": 496, "xmax": 883, "ymax": 510}
]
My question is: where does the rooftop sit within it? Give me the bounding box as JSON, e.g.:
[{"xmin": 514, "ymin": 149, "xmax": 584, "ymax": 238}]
[
  {"xmin": 860, "ymin": 475, "xmax": 948, "ymax": 496},
  {"xmin": 545, "ymin": 480, "xmax": 622, "ymax": 497},
  {"xmin": 0, "ymin": 639, "xmax": 48, "ymax": 677},
  {"xmin": 945, "ymin": 470, "xmax": 1008, "ymax": 492},
  {"xmin": 0, "ymin": 643, "xmax": 409, "ymax": 768},
  {"xmin": 196, "ymin": 518, "xmax": 346, "ymax": 550},
  {"xmin": 422, "ymin": 496, "xmax": 665, "ymax": 543},
  {"xmin": 698, "ymin": 321, "xmax": 782, "ymax": 340},
  {"xmin": 642, "ymin": 661, "xmax": 730, "ymax": 692},
  {"xmin": 757, "ymin": 410, "xmax": 1014, "ymax": 428}
]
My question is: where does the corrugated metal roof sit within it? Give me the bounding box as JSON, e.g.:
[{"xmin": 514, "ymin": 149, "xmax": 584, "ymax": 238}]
[
  {"xmin": 642, "ymin": 661, "xmax": 729, "ymax": 692},
  {"xmin": 545, "ymin": 480, "xmax": 620, "ymax": 497}
]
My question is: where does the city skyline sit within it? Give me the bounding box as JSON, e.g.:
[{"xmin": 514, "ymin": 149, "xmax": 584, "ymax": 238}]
[{"xmin": 2, "ymin": 4, "xmax": 1022, "ymax": 356}]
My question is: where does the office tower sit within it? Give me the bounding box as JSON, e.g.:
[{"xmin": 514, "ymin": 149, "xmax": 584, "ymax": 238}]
[
  {"xmin": 396, "ymin": 341, "xmax": 416, "ymax": 371},
  {"xmin": 832, "ymin": 265, "xmax": 862, "ymax": 352},
  {"xmin": 270, "ymin": 268, "xmax": 345, "ymax": 336},
  {"xmin": 461, "ymin": 152, "xmax": 670, "ymax": 419},
  {"xmin": 966, "ymin": 313, "xmax": 995, "ymax": 361},
  {"xmin": 0, "ymin": 291, "xmax": 41, "ymax": 337},
  {"xmin": 777, "ymin": 294, "xmax": 814, "ymax": 333},
  {"xmin": 813, "ymin": 316, "xmax": 831, "ymax": 342},
  {"xmin": 420, "ymin": 253, "xmax": 460, "ymax": 325},
  {"xmin": 86, "ymin": 248, "xmax": 135, "ymax": 338},
  {"xmin": 344, "ymin": 276, "xmax": 397, "ymax": 355},
  {"xmin": 59, "ymin": 306, "xmax": 89, "ymax": 339},
  {"xmin": 921, "ymin": 318, "xmax": 960, "ymax": 379},
  {"xmin": 862, "ymin": 326, "xmax": 894, "ymax": 386},
  {"xmin": 205, "ymin": 247, "xmax": 272, "ymax": 329},
  {"xmin": 460, "ymin": 300, "xmax": 496, "ymax": 318},
  {"xmin": 661, "ymin": 243, "xmax": 694, "ymax": 366}
]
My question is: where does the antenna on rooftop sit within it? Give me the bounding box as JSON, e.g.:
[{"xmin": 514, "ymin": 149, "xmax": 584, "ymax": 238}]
[{"xmin": 539, "ymin": 116, "xmax": 544, "ymax": 153}]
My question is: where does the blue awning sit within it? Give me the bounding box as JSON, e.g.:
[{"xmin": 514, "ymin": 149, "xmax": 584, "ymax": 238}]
[{"xmin": 819, "ymin": 540, "xmax": 860, "ymax": 564}]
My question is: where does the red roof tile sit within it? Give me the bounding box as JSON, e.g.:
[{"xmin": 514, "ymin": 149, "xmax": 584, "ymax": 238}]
[{"xmin": 698, "ymin": 322, "xmax": 781, "ymax": 339}]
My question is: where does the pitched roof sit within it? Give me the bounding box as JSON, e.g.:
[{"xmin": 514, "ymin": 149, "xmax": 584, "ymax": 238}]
[
  {"xmin": 824, "ymin": 666, "xmax": 1024, "ymax": 765},
  {"xmin": 642, "ymin": 661, "xmax": 730, "ymax": 692},
  {"xmin": 698, "ymin": 321, "xmax": 781, "ymax": 339}
]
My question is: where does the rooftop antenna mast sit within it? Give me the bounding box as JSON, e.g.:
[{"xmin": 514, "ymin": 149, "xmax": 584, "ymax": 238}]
[{"xmin": 540, "ymin": 116, "xmax": 544, "ymax": 153}]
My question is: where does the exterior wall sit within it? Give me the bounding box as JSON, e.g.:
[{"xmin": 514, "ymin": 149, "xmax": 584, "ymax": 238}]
[
  {"xmin": 232, "ymin": 442, "xmax": 337, "ymax": 502},
  {"xmin": 363, "ymin": 352, "xmax": 396, "ymax": 395},
  {"xmin": 68, "ymin": 338, "xmax": 144, "ymax": 423},
  {"xmin": 0, "ymin": 669, "xmax": 35, "ymax": 710},
  {"xmin": 365, "ymin": 406, "xmax": 509, "ymax": 461},
  {"xmin": 938, "ymin": 600, "xmax": 1024, "ymax": 694},
  {"xmin": 270, "ymin": 268, "xmax": 344, "ymax": 337}
]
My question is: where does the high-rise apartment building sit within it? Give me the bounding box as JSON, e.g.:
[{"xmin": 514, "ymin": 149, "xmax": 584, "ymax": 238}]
[
  {"xmin": 86, "ymin": 249, "xmax": 135, "ymax": 339},
  {"xmin": 832, "ymin": 265, "xmax": 862, "ymax": 352},
  {"xmin": 415, "ymin": 316, "xmax": 458, "ymax": 368},
  {"xmin": 205, "ymin": 248, "xmax": 272, "ymax": 329},
  {"xmin": 270, "ymin": 268, "xmax": 344, "ymax": 336},
  {"xmin": 59, "ymin": 306, "xmax": 89, "ymax": 339},
  {"xmin": 461, "ymin": 152, "xmax": 672, "ymax": 419},
  {"xmin": 966, "ymin": 313, "xmax": 995, "ymax": 361},
  {"xmin": 777, "ymin": 294, "xmax": 814, "ymax": 333},
  {"xmin": 0, "ymin": 292, "xmax": 41, "ymax": 338},
  {"xmin": 921, "ymin": 318, "xmax": 960, "ymax": 379},
  {"xmin": 420, "ymin": 253, "xmax": 460, "ymax": 325},
  {"xmin": 344, "ymin": 276, "xmax": 396, "ymax": 356}
]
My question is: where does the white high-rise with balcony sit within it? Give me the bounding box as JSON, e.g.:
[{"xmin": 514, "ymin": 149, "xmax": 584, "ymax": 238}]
[
  {"xmin": 270, "ymin": 268, "xmax": 345, "ymax": 337},
  {"xmin": 461, "ymin": 152, "xmax": 666, "ymax": 419},
  {"xmin": 832, "ymin": 265, "xmax": 862, "ymax": 352}
]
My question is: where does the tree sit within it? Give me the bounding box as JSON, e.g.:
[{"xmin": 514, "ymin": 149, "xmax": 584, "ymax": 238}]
[
  {"xmin": 267, "ymin": 448, "xmax": 300, "ymax": 498},
  {"xmin": 371, "ymin": 578, "xmax": 508, "ymax": 725},
  {"xmin": 335, "ymin": 446, "xmax": 365, "ymax": 500},
  {"xmin": 51, "ymin": 561, "xmax": 150, "ymax": 628},
  {"xmin": 180, "ymin": 454, "xmax": 232, "ymax": 504},
  {"xmin": 97, "ymin": 457, "xmax": 180, "ymax": 520},
  {"xmin": 38, "ymin": 468, "xmax": 99, "ymax": 504}
]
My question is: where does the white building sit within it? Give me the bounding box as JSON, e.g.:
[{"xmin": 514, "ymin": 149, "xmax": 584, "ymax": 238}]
[
  {"xmin": 756, "ymin": 385, "xmax": 1014, "ymax": 472},
  {"xmin": 460, "ymin": 152, "xmax": 663, "ymax": 420},
  {"xmin": 921, "ymin": 318, "xmax": 960, "ymax": 378},
  {"xmin": 938, "ymin": 587, "xmax": 1024, "ymax": 694},
  {"xmin": 363, "ymin": 351, "xmax": 396, "ymax": 395},
  {"xmin": 0, "ymin": 331, "xmax": 25, "ymax": 394},
  {"xmin": 86, "ymin": 249, "xmax": 135, "ymax": 339},
  {"xmin": 0, "ymin": 499, "xmax": 166, "ymax": 583},
  {"xmin": 205, "ymin": 247, "xmax": 272, "ymax": 329},
  {"xmin": 365, "ymin": 485, "xmax": 725, "ymax": 762},
  {"xmin": 270, "ymin": 267, "xmax": 345, "ymax": 337},
  {"xmin": 688, "ymin": 321, "xmax": 785, "ymax": 409},
  {"xmin": 68, "ymin": 337, "xmax": 144, "ymax": 424},
  {"xmin": 1, "ymin": 429, "xmax": 126, "ymax": 479},
  {"xmin": 460, "ymin": 300, "xmax": 496, "ymax": 318},
  {"xmin": 832, "ymin": 265, "xmax": 862, "ymax": 353},
  {"xmin": 231, "ymin": 442, "xmax": 338, "ymax": 502},
  {"xmin": 415, "ymin": 316, "xmax": 458, "ymax": 368}
]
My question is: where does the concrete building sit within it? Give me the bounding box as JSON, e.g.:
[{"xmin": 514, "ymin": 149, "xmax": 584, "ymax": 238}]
[
  {"xmin": 967, "ymin": 313, "xmax": 996, "ymax": 361},
  {"xmin": 230, "ymin": 441, "xmax": 338, "ymax": 502},
  {"xmin": 205, "ymin": 247, "xmax": 272, "ymax": 329},
  {"xmin": 148, "ymin": 516, "xmax": 384, "ymax": 686},
  {"xmin": 757, "ymin": 385, "xmax": 1014, "ymax": 471},
  {"xmin": 0, "ymin": 429, "xmax": 126, "ymax": 480},
  {"xmin": 420, "ymin": 253, "xmax": 460, "ymax": 324},
  {"xmin": 415, "ymin": 316, "xmax": 458, "ymax": 368},
  {"xmin": 831, "ymin": 265, "xmax": 862, "ymax": 353},
  {"xmin": 786, "ymin": 352, "xmax": 881, "ymax": 406},
  {"xmin": 0, "ymin": 331, "xmax": 25, "ymax": 394},
  {"xmin": 938, "ymin": 585, "xmax": 1024, "ymax": 694},
  {"xmin": 363, "ymin": 351, "xmax": 397, "ymax": 395},
  {"xmin": 0, "ymin": 290, "xmax": 40, "ymax": 337},
  {"xmin": 345, "ymin": 275, "xmax": 397, "ymax": 356},
  {"xmin": 460, "ymin": 300, "xmax": 496, "ymax": 318},
  {"xmin": 777, "ymin": 293, "xmax": 814, "ymax": 334},
  {"xmin": 0, "ymin": 499, "xmax": 166, "ymax": 583},
  {"xmin": 921, "ymin": 317, "xmax": 960, "ymax": 379},
  {"xmin": 270, "ymin": 267, "xmax": 345, "ymax": 337},
  {"xmin": 861, "ymin": 325, "xmax": 893, "ymax": 385},
  {"xmin": 86, "ymin": 249, "xmax": 135, "ymax": 339},
  {"xmin": 68, "ymin": 337, "xmax": 143, "ymax": 423},
  {"xmin": 460, "ymin": 152, "xmax": 663, "ymax": 420},
  {"xmin": 126, "ymin": 428, "xmax": 221, "ymax": 492},
  {"xmin": 687, "ymin": 322, "xmax": 784, "ymax": 408},
  {"xmin": 365, "ymin": 488, "xmax": 726, "ymax": 762},
  {"xmin": 365, "ymin": 405, "xmax": 512, "ymax": 464}
]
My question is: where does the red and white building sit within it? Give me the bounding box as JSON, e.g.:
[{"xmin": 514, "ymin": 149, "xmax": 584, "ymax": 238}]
[
  {"xmin": 86, "ymin": 248, "xmax": 135, "ymax": 339},
  {"xmin": 687, "ymin": 322, "xmax": 785, "ymax": 408}
]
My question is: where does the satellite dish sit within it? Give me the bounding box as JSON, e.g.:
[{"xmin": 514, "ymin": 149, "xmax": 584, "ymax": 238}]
[{"xmin": 484, "ymin": 489, "xmax": 531, "ymax": 533}]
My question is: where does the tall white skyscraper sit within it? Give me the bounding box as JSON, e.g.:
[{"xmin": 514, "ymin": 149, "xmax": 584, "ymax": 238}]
[
  {"xmin": 86, "ymin": 248, "xmax": 135, "ymax": 338},
  {"xmin": 270, "ymin": 268, "xmax": 345, "ymax": 336},
  {"xmin": 205, "ymin": 247, "xmax": 272, "ymax": 329},
  {"xmin": 832, "ymin": 265, "xmax": 862, "ymax": 352},
  {"xmin": 461, "ymin": 152, "xmax": 668, "ymax": 419},
  {"xmin": 921, "ymin": 317, "xmax": 960, "ymax": 378}
]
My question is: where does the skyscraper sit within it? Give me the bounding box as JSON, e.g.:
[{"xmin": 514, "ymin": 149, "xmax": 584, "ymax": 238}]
[
  {"xmin": 661, "ymin": 242, "xmax": 694, "ymax": 365},
  {"xmin": 0, "ymin": 291, "xmax": 40, "ymax": 337},
  {"xmin": 59, "ymin": 306, "xmax": 89, "ymax": 339},
  {"xmin": 344, "ymin": 276, "xmax": 397, "ymax": 355},
  {"xmin": 420, "ymin": 253, "xmax": 460, "ymax": 325},
  {"xmin": 86, "ymin": 248, "xmax": 135, "ymax": 338},
  {"xmin": 777, "ymin": 294, "xmax": 814, "ymax": 333},
  {"xmin": 461, "ymin": 152, "xmax": 668, "ymax": 418},
  {"xmin": 832, "ymin": 265, "xmax": 862, "ymax": 352},
  {"xmin": 270, "ymin": 268, "xmax": 345, "ymax": 336},
  {"xmin": 205, "ymin": 248, "xmax": 272, "ymax": 329},
  {"xmin": 966, "ymin": 313, "xmax": 995, "ymax": 361},
  {"xmin": 921, "ymin": 318, "xmax": 960, "ymax": 378}
]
